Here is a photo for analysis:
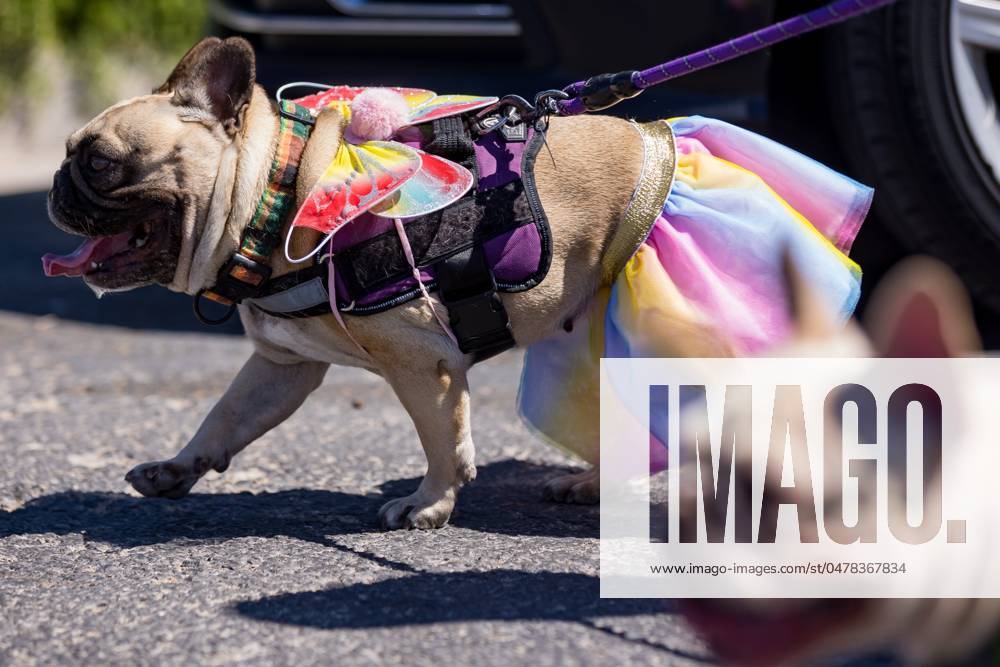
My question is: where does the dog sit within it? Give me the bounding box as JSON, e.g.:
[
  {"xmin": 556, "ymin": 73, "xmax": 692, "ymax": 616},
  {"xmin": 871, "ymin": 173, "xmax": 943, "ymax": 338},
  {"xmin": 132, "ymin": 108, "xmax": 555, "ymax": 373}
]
[
  {"xmin": 680, "ymin": 257, "xmax": 1000, "ymax": 666},
  {"xmin": 43, "ymin": 36, "xmax": 662, "ymax": 529}
]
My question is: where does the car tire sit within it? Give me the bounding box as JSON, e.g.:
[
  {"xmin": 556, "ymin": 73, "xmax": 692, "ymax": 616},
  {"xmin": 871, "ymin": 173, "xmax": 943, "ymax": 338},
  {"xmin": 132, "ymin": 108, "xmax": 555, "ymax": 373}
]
[{"xmin": 822, "ymin": 0, "xmax": 1000, "ymax": 313}]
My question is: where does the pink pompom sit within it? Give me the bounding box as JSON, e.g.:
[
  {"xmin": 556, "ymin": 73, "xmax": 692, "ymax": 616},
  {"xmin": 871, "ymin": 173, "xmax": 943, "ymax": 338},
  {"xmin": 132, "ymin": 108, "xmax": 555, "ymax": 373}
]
[{"xmin": 346, "ymin": 88, "xmax": 411, "ymax": 142}]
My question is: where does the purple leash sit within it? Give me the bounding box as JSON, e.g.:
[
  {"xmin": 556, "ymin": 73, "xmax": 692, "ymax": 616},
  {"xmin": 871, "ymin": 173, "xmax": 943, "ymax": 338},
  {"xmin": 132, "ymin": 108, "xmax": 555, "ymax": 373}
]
[{"xmin": 555, "ymin": 0, "xmax": 899, "ymax": 116}]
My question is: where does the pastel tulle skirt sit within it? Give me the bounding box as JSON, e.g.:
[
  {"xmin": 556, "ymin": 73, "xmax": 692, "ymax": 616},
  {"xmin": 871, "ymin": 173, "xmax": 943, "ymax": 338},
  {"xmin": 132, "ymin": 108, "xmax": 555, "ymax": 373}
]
[{"xmin": 518, "ymin": 116, "xmax": 872, "ymax": 464}]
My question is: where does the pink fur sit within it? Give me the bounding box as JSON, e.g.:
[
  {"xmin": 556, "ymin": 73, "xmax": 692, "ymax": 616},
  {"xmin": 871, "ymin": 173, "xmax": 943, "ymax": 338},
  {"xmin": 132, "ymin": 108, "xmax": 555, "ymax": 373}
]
[{"xmin": 347, "ymin": 88, "xmax": 411, "ymax": 142}]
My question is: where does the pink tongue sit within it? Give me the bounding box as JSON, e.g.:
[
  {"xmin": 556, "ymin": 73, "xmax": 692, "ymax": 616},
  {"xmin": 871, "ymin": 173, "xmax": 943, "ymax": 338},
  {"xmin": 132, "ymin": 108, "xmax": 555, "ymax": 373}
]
[{"xmin": 42, "ymin": 232, "xmax": 132, "ymax": 277}]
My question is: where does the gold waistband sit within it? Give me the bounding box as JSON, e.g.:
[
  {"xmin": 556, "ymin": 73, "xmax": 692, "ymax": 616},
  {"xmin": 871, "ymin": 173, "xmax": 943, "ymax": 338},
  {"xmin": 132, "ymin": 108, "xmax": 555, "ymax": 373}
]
[{"xmin": 600, "ymin": 120, "xmax": 677, "ymax": 283}]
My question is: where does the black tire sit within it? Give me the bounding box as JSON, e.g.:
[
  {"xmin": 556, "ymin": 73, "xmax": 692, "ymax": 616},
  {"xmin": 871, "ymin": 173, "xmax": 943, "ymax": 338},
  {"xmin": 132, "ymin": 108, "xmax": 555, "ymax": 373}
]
[{"xmin": 823, "ymin": 0, "xmax": 1000, "ymax": 312}]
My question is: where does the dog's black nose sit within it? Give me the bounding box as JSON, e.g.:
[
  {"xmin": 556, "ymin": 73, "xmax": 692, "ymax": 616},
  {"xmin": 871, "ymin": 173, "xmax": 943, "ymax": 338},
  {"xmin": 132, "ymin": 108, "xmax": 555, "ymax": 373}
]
[{"xmin": 50, "ymin": 166, "xmax": 67, "ymax": 195}]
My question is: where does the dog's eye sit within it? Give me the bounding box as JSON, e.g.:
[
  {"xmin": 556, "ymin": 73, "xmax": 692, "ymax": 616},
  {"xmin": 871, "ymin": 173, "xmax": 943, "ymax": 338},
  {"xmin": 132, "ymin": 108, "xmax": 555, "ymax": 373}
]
[{"xmin": 88, "ymin": 155, "xmax": 112, "ymax": 172}]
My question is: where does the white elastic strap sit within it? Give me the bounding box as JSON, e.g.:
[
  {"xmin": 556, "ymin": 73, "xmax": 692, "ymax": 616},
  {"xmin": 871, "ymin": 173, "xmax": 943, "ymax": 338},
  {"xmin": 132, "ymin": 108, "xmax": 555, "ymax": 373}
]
[
  {"xmin": 393, "ymin": 218, "xmax": 459, "ymax": 346},
  {"xmin": 324, "ymin": 243, "xmax": 370, "ymax": 358},
  {"xmin": 285, "ymin": 224, "xmax": 336, "ymax": 264},
  {"xmin": 275, "ymin": 81, "xmax": 333, "ymax": 104}
]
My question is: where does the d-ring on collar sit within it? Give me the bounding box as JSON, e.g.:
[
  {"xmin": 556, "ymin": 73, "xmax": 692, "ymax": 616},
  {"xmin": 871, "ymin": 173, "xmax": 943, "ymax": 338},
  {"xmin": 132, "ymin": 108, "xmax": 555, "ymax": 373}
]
[{"xmin": 193, "ymin": 100, "xmax": 315, "ymax": 325}]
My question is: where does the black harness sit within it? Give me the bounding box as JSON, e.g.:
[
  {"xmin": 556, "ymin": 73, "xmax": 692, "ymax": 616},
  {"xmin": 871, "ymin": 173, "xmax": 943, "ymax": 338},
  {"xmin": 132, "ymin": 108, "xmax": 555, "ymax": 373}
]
[{"xmin": 196, "ymin": 106, "xmax": 551, "ymax": 362}]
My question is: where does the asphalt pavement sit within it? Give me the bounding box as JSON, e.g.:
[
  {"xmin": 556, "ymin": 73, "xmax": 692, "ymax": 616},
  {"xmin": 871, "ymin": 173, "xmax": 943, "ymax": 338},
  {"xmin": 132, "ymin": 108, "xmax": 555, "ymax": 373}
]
[
  {"xmin": 0, "ymin": 311, "xmax": 715, "ymax": 666},
  {"xmin": 0, "ymin": 174, "xmax": 709, "ymax": 666}
]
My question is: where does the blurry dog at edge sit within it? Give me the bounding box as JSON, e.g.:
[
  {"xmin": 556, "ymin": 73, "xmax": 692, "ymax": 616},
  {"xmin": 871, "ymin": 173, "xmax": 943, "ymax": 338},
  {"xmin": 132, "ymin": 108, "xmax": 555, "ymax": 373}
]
[
  {"xmin": 44, "ymin": 37, "xmax": 733, "ymax": 529},
  {"xmin": 680, "ymin": 257, "xmax": 1000, "ymax": 667}
]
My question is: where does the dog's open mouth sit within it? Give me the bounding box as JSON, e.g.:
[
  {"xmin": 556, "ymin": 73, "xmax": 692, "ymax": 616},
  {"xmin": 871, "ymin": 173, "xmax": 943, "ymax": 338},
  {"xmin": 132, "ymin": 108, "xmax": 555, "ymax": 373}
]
[
  {"xmin": 42, "ymin": 221, "xmax": 164, "ymax": 281},
  {"xmin": 681, "ymin": 599, "xmax": 865, "ymax": 666}
]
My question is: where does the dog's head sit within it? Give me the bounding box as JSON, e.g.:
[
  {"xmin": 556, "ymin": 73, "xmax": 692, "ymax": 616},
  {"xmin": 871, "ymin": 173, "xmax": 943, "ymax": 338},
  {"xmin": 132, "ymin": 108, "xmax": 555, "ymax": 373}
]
[
  {"xmin": 682, "ymin": 257, "xmax": 990, "ymax": 667},
  {"xmin": 43, "ymin": 37, "xmax": 257, "ymax": 291}
]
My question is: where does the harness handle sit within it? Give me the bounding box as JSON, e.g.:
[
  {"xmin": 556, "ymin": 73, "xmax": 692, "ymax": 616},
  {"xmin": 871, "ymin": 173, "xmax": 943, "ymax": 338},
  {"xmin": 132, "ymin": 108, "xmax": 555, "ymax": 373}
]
[{"xmin": 556, "ymin": 0, "xmax": 899, "ymax": 116}]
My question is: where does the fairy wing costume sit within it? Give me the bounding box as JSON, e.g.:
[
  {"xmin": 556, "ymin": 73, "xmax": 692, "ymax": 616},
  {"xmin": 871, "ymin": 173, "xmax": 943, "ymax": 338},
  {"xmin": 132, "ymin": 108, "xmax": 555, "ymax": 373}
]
[{"xmin": 284, "ymin": 86, "xmax": 497, "ymax": 261}]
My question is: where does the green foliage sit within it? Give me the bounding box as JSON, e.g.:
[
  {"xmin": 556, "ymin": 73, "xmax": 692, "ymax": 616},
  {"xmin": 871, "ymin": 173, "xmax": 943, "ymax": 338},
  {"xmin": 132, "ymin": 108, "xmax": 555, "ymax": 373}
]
[{"xmin": 0, "ymin": 0, "xmax": 207, "ymax": 116}]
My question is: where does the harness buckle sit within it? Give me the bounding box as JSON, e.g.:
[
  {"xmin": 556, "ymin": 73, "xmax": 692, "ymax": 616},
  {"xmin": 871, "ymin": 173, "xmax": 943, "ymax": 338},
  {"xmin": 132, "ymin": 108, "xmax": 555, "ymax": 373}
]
[
  {"xmin": 445, "ymin": 290, "xmax": 511, "ymax": 350},
  {"xmin": 435, "ymin": 246, "xmax": 515, "ymax": 359}
]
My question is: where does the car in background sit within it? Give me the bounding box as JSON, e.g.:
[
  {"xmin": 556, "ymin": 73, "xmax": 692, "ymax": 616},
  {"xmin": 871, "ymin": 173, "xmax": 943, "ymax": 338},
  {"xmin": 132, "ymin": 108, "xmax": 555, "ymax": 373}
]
[{"xmin": 213, "ymin": 0, "xmax": 1000, "ymax": 317}]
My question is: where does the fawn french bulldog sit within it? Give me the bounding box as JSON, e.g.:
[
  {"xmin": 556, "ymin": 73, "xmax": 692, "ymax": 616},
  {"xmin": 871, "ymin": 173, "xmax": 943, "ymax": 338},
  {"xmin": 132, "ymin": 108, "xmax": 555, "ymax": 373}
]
[{"xmin": 43, "ymin": 37, "xmax": 653, "ymax": 528}]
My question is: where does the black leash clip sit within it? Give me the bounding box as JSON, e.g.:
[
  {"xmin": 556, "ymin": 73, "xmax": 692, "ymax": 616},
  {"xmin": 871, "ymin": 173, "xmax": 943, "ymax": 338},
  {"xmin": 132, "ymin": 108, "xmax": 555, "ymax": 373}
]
[
  {"xmin": 472, "ymin": 103, "xmax": 521, "ymax": 136},
  {"xmin": 472, "ymin": 89, "xmax": 570, "ymax": 135},
  {"xmin": 532, "ymin": 89, "xmax": 570, "ymax": 116}
]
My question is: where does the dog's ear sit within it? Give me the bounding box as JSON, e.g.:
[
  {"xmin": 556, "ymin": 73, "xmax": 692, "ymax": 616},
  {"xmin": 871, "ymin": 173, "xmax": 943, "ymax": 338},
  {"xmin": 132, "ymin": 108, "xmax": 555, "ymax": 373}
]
[
  {"xmin": 153, "ymin": 37, "xmax": 223, "ymax": 94},
  {"xmin": 781, "ymin": 248, "xmax": 840, "ymax": 340},
  {"xmin": 160, "ymin": 37, "xmax": 257, "ymax": 135},
  {"xmin": 865, "ymin": 257, "xmax": 981, "ymax": 358}
]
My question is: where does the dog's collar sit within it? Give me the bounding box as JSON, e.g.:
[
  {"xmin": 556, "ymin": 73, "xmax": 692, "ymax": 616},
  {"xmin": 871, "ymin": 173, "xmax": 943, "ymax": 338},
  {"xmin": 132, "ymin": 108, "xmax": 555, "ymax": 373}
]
[{"xmin": 194, "ymin": 100, "xmax": 315, "ymax": 324}]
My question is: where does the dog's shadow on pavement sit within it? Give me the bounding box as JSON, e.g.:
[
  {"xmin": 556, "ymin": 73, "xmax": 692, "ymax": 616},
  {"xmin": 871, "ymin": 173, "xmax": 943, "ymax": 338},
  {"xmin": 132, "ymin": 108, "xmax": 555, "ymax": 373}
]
[
  {"xmin": 234, "ymin": 570, "xmax": 652, "ymax": 626},
  {"xmin": 232, "ymin": 568, "xmax": 713, "ymax": 662},
  {"xmin": 1, "ymin": 460, "xmax": 709, "ymax": 661},
  {"xmin": 0, "ymin": 459, "xmax": 597, "ymax": 548}
]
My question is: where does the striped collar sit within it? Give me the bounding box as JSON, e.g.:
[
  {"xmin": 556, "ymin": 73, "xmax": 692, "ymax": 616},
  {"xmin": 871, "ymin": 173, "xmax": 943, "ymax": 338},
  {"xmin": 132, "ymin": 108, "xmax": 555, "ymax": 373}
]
[{"xmin": 195, "ymin": 100, "xmax": 315, "ymax": 324}]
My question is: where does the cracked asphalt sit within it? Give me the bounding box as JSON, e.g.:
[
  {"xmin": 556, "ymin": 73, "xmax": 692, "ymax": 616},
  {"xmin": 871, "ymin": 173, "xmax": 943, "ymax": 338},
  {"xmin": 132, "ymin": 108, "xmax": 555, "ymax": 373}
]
[{"xmin": 0, "ymin": 310, "xmax": 714, "ymax": 666}]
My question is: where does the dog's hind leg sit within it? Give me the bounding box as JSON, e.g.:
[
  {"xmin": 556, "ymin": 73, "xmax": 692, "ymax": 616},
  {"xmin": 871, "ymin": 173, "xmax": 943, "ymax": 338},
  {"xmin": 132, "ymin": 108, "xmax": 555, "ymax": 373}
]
[
  {"xmin": 543, "ymin": 466, "xmax": 599, "ymax": 505},
  {"xmin": 125, "ymin": 353, "xmax": 328, "ymax": 499},
  {"xmin": 376, "ymin": 355, "xmax": 476, "ymax": 530}
]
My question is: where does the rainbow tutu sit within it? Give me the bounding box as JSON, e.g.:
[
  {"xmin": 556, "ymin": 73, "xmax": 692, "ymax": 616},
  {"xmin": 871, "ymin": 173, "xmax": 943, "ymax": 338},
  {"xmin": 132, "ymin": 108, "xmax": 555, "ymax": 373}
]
[{"xmin": 518, "ymin": 116, "xmax": 871, "ymax": 464}]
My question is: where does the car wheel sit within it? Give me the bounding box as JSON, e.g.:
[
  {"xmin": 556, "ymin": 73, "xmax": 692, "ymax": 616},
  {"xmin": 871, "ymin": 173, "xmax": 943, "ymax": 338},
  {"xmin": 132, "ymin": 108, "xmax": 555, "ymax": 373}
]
[{"xmin": 823, "ymin": 0, "xmax": 1000, "ymax": 312}]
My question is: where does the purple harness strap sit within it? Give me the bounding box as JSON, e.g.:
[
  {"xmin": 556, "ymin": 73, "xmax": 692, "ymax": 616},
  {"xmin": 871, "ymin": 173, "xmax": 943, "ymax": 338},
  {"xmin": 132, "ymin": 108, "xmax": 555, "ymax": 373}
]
[
  {"xmin": 557, "ymin": 0, "xmax": 898, "ymax": 116},
  {"xmin": 329, "ymin": 124, "xmax": 549, "ymax": 313}
]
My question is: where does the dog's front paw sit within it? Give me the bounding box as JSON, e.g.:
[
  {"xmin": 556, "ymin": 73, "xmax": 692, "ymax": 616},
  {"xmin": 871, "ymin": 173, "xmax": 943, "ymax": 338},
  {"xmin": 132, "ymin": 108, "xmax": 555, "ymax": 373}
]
[
  {"xmin": 125, "ymin": 457, "xmax": 210, "ymax": 499},
  {"xmin": 378, "ymin": 489, "xmax": 456, "ymax": 530},
  {"xmin": 543, "ymin": 469, "xmax": 599, "ymax": 504}
]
